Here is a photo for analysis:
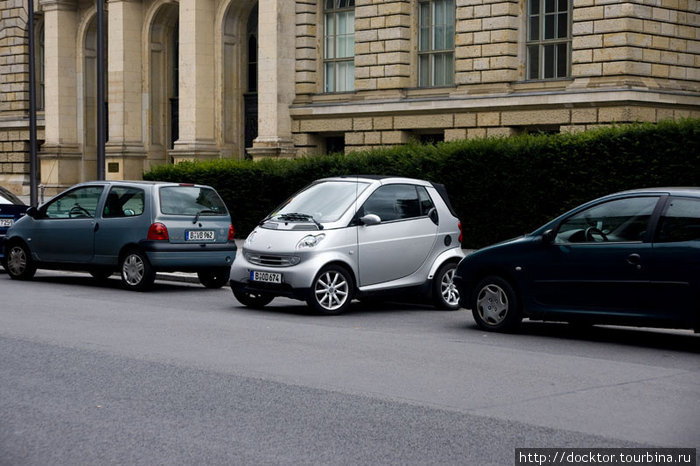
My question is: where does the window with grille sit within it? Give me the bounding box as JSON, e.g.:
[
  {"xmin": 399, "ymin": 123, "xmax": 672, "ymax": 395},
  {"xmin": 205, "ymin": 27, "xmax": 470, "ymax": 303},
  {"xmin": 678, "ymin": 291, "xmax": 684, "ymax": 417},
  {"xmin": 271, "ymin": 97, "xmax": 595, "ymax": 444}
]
[
  {"xmin": 324, "ymin": 0, "xmax": 355, "ymax": 93},
  {"xmin": 418, "ymin": 0, "xmax": 455, "ymax": 87},
  {"xmin": 526, "ymin": 0, "xmax": 571, "ymax": 80}
]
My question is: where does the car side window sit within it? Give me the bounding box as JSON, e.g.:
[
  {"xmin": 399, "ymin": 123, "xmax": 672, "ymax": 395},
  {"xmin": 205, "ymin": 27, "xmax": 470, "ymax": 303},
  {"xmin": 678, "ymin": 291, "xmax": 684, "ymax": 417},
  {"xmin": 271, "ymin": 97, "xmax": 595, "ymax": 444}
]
[
  {"xmin": 555, "ymin": 196, "xmax": 659, "ymax": 244},
  {"xmin": 656, "ymin": 197, "xmax": 700, "ymax": 243},
  {"xmin": 361, "ymin": 185, "xmax": 424, "ymax": 222},
  {"xmin": 43, "ymin": 186, "xmax": 104, "ymax": 219},
  {"xmin": 103, "ymin": 187, "xmax": 145, "ymax": 218}
]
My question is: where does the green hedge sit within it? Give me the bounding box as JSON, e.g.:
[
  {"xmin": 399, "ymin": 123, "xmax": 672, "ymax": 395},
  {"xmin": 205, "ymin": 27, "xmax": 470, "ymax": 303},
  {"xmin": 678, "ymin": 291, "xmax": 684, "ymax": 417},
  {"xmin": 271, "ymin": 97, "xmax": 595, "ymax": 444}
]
[{"xmin": 144, "ymin": 119, "xmax": 700, "ymax": 248}]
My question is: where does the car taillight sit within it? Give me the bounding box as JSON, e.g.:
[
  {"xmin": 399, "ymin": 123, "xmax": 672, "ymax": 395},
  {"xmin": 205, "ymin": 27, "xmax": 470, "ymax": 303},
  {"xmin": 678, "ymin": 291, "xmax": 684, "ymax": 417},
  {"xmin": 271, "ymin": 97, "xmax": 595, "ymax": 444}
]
[
  {"xmin": 147, "ymin": 222, "xmax": 169, "ymax": 241},
  {"xmin": 228, "ymin": 224, "xmax": 235, "ymax": 241},
  {"xmin": 458, "ymin": 221, "xmax": 463, "ymax": 244}
]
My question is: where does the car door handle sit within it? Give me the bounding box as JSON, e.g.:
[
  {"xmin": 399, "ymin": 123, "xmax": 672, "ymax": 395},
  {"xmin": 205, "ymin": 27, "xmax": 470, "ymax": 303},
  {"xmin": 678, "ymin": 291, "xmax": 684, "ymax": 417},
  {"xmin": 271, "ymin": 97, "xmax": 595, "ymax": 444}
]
[{"xmin": 626, "ymin": 253, "xmax": 641, "ymax": 265}]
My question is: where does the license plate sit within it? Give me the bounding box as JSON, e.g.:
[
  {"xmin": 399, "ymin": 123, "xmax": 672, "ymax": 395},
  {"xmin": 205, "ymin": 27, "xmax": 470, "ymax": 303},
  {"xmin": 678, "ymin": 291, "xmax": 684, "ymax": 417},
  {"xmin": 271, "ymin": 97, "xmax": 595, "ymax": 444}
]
[
  {"xmin": 250, "ymin": 270, "xmax": 282, "ymax": 284},
  {"xmin": 186, "ymin": 230, "xmax": 215, "ymax": 241},
  {"xmin": 0, "ymin": 218, "xmax": 12, "ymax": 227}
]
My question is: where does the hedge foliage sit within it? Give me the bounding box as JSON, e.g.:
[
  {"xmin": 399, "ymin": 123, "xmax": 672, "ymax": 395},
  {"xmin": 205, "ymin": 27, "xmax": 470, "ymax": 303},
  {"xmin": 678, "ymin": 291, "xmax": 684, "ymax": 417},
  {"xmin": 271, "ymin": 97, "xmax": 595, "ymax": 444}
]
[{"xmin": 144, "ymin": 119, "xmax": 700, "ymax": 248}]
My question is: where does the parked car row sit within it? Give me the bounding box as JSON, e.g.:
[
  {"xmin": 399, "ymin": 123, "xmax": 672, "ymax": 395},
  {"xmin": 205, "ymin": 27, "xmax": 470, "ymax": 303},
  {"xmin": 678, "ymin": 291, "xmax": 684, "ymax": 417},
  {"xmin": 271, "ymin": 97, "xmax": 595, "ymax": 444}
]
[{"xmin": 2, "ymin": 179, "xmax": 698, "ymax": 334}]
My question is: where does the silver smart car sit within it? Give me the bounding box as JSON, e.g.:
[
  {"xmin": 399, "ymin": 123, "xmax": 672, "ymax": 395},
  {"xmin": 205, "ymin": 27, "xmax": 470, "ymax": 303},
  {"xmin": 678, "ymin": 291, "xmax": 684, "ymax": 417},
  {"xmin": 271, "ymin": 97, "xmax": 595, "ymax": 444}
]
[{"xmin": 229, "ymin": 176, "xmax": 464, "ymax": 314}]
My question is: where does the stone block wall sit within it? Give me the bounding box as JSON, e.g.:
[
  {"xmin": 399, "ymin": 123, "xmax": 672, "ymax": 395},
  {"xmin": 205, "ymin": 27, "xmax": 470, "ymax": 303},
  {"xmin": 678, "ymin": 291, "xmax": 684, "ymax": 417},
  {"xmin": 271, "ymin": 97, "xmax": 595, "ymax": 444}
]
[
  {"xmin": 572, "ymin": 0, "xmax": 700, "ymax": 88},
  {"xmin": 0, "ymin": 0, "xmax": 32, "ymax": 189},
  {"xmin": 455, "ymin": 0, "xmax": 520, "ymax": 88}
]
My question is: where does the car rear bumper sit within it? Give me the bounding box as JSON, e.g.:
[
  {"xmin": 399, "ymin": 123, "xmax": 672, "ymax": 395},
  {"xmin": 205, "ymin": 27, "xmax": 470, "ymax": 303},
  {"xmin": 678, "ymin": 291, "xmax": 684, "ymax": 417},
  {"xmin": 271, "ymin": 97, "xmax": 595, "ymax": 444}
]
[{"xmin": 140, "ymin": 240, "xmax": 237, "ymax": 270}]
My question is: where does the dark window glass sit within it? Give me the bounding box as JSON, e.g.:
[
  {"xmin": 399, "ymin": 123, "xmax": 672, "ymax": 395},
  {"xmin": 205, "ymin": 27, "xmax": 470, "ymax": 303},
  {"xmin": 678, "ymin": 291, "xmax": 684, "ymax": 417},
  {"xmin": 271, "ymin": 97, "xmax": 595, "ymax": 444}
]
[
  {"xmin": 362, "ymin": 185, "xmax": 425, "ymax": 222},
  {"xmin": 526, "ymin": 0, "xmax": 571, "ymax": 80},
  {"xmin": 44, "ymin": 186, "xmax": 105, "ymax": 219},
  {"xmin": 159, "ymin": 187, "xmax": 227, "ymax": 216},
  {"xmin": 555, "ymin": 197, "xmax": 659, "ymax": 244},
  {"xmin": 103, "ymin": 187, "xmax": 145, "ymax": 218},
  {"xmin": 656, "ymin": 197, "xmax": 700, "ymax": 243}
]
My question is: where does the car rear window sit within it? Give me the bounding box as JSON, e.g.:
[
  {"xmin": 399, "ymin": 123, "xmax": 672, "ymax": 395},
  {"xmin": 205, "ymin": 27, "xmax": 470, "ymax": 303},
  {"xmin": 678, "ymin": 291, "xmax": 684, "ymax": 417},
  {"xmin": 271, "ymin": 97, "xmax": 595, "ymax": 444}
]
[{"xmin": 159, "ymin": 186, "xmax": 228, "ymax": 216}]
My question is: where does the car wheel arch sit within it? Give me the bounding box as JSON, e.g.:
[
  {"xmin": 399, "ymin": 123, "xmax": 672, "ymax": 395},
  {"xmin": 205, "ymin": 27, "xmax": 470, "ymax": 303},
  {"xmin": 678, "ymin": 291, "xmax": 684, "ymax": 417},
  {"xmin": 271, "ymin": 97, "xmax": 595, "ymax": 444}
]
[{"xmin": 318, "ymin": 260, "xmax": 357, "ymax": 292}]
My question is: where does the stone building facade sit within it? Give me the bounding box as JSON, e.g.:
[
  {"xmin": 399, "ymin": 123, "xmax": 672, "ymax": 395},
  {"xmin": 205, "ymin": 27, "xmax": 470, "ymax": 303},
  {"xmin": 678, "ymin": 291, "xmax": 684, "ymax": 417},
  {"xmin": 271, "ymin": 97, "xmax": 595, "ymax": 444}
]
[{"xmin": 1, "ymin": 0, "xmax": 699, "ymax": 196}]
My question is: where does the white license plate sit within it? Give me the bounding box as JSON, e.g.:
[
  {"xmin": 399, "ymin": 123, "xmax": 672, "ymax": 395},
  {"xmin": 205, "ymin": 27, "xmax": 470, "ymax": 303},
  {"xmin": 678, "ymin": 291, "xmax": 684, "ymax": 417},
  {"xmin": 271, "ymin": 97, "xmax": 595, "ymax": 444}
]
[
  {"xmin": 0, "ymin": 218, "xmax": 13, "ymax": 227},
  {"xmin": 187, "ymin": 230, "xmax": 215, "ymax": 241},
  {"xmin": 250, "ymin": 270, "xmax": 282, "ymax": 284}
]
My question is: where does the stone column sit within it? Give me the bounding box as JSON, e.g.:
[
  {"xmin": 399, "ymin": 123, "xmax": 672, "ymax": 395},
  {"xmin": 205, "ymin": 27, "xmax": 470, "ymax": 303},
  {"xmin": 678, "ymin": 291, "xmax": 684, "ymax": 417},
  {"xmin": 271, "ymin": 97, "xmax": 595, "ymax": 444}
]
[
  {"xmin": 105, "ymin": 0, "xmax": 146, "ymax": 180},
  {"xmin": 248, "ymin": 0, "xmax": 296, "ymax": 159},
  {"xmin": 171, "ymin": 0, "xmax": 218, "ymax": 162},
  {"xmin": 39, "ymin": 0, "xmax": 80, "ymax": 194}
]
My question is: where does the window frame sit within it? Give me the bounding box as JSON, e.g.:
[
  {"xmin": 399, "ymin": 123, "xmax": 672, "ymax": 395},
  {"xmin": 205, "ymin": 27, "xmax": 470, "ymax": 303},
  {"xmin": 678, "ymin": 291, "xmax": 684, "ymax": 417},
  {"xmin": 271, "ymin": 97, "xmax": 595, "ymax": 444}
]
[
  {"xmin": 525, "ymin": 0, "xmax": 572, "ymax": 81},
  {"xmin": 360, "ymin": 184, "xmax": 433, "ymax": 223},
  {"xmin": 417, "ymin": 0, "xmax": 455, "ymax": 88},
  {"xmin": 41, "ymin": 186, "xmax": 105, "ymax": 220},
  {"xmin": 323, "ymin": 0, "xmax": 355, "ymax": 93}
]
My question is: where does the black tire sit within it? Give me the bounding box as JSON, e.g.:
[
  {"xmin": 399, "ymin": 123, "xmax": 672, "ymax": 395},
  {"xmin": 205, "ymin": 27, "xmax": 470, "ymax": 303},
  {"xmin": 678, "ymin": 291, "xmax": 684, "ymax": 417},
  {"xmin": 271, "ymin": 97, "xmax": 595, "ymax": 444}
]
[
  {"xmin": 432, "ymin": 262, "xmax": 460, "ymax": 310},
  {"xmin": 89, "ymin": 268, "xmax": 113, "ymax": 281},
  {"xmin": 119, "ymin": 249, "xmax": 155, "ymax": 291},
  {"xmin": 307, "ymin": 265, "xmax": 354, "ymax": 315},
  {"xmin": 471, "ymin": 275, "xmax": 522, "ymax": 332},
  {"xmin": 233, "ymin": 290, "xmax": 274, "ymax": 309},
  {"xmin": 198, "ymin": 267, "xmax": 231, "ymax": 289},
  {"xmin": 5, "ymin": 242, "xmax": 36, "ymax": 280}
]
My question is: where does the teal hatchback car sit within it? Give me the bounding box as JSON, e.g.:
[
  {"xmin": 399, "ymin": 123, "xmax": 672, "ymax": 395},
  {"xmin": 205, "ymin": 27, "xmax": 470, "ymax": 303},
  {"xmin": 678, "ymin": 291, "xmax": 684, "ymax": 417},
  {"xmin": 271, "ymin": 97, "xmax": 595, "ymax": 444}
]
[
  {"xmin": 454, "ymin": 188, "xmax": 700, "ymax": 333},
  {"xmin": 2, "ymin": 181, "xmax": 236, "ymax": 290}
]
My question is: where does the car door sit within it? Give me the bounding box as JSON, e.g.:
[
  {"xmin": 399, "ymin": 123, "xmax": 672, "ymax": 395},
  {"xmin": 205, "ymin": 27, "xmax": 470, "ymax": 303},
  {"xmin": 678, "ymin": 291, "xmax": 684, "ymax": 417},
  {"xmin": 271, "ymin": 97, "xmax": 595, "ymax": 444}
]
[
  {"xmin": 357, "ymin": 184, "xmax": 438, "ymax": 286},
  {"xmin": 530, "ymin": 195, "xmax": 661, "ymax": 315},
  {"xmin": 93, "ymin": 185, "xmax": 148, "ymax": 265},
  {"xmin": 30, "ymin": 185, "xmax": 105, "ymax": 263},
  {"xmin": 649, "ymin": 196, "xmax": 700, "ymax": 325}
]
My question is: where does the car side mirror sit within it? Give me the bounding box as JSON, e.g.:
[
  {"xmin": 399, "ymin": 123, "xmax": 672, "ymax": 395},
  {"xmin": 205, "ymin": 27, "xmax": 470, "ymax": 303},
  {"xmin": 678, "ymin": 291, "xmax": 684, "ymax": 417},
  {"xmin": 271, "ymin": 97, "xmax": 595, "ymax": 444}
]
[
  {"xmin": 360, "ymin": 214, "xmax": 381, "ymax": 226},
  {"xmin": 26, "ymin": 206, "xmax": 38, "ymax": 218},
  {"xmin": 542, "ymin": 228, "xmax": 556, "ymax": 244},
  {"xmin": 428, "ymin": 207, "xmax": 439, "ymax": 225}
]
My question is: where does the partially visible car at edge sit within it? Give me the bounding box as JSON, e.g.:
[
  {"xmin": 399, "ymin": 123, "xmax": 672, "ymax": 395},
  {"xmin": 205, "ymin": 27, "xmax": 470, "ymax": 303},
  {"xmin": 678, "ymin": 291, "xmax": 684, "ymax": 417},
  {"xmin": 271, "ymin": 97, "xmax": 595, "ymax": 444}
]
[
  {"xmin": 454, "ymin": 187, "xmax": 700, "ymax": 333},
  {"xmin": 2, "ymin": 181, "xmax": 236, "ymax": 290},
  {"xmin": 0, "ymin": 185, "xmax": 28, "ymax": 265},
  {"xmin": 230, "ymin": 175, "xmax": 464, "ymax": 314}
]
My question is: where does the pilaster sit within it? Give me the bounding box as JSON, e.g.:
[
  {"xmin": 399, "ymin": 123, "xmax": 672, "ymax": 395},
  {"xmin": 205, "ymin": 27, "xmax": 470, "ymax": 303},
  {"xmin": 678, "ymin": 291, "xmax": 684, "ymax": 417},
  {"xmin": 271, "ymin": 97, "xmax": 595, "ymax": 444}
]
[
  {"xmin": 251, "ymin": 0, "xmax": 296, "ymax": 158},
  {"xmin": 105, "ymin": 0, "xmax": 146, "ymax": 178},
  {"xmin": 39, "ymin": 0, "xmax": 80, "ymax": 191},
  {"xmin": 171, "ymin": 0, "xmax": 219, "ymax": 162}
]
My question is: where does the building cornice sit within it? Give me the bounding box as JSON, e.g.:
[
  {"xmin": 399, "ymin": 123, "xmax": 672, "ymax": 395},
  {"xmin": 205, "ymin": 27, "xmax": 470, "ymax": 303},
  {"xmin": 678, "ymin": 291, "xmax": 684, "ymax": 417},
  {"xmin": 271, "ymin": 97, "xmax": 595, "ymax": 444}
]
[
  {"xmin": 39, "ymin": 0, "xmax": 78, "ymax": 12},
  {"xmin": 290, "ymin": 89, "xmax": 700, "ymax": 118}
]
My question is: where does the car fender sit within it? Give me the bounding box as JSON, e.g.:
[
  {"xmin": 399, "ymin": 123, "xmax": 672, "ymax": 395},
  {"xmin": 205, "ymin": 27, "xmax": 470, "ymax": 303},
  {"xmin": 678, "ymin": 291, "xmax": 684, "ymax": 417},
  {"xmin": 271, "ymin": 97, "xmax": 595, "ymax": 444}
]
[
  {"xmin": 300, "ymin": 250, "xmax": 359, "ymax": 289},
  {"xmin": 428, "ymin": 248, "xmax": 465, "ymax": 279}
]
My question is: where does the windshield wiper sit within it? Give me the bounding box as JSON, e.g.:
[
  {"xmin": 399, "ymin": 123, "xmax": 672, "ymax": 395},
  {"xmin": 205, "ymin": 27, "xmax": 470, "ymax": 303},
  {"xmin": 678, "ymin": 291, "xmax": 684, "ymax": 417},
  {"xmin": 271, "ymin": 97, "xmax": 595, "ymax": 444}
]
[
  {"xmin": 193, "ymin": 209, "xmax": 217, "ymax": 224},
  {"xmin": 277, "ymin": 212, "xmax": 324, "ymax": 230}
]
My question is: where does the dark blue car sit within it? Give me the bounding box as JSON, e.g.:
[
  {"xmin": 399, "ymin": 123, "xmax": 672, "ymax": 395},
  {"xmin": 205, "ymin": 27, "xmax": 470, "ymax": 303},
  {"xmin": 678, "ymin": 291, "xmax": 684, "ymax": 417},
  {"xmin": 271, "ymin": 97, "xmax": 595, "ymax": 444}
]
[
  {"xmin": 454, "ymin": 188, "xmax": 700, "ymax": 333},
  {"xmin": 0, "ymin": 186, "xmax": 27, "ymax": 264}
]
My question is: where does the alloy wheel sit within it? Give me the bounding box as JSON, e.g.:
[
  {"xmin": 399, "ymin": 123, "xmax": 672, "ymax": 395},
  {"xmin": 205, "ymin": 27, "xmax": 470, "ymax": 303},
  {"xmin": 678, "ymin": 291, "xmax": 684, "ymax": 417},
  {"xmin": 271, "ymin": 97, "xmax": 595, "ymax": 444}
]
[
  {"xmin": 440, "ymin": 267, "xmax": 460, "ymax": 307},
  {"xmin": 313, "ymin": 270, "xmax": 349, "ymax": 312}
]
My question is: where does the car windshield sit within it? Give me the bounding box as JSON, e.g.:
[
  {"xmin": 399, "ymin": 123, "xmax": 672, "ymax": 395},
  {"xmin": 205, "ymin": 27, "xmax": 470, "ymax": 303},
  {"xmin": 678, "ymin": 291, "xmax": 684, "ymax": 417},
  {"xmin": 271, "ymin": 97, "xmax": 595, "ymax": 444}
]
[
  {"xmin": 270, "ymin": 180, "xmax": 370, "ymax": 223},
  {"xmin": 159, "ymin": 186, "xmax": 228, "ymax": 215}
]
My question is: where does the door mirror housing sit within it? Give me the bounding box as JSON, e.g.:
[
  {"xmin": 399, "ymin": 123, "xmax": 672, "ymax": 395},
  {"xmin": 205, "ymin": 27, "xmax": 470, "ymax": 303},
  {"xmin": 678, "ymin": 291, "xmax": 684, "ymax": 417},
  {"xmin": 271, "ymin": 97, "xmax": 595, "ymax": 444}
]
[
  {"xmin": 25, "ymin": 206, "xmax": 38, "ymax": 218},
  {"xmin": 360, "ymin": 214, "xmax": 381, "ymax": 226},
  {"xmin": 542, "ymin": 228, "xmax": 556, "ymax": 244}
]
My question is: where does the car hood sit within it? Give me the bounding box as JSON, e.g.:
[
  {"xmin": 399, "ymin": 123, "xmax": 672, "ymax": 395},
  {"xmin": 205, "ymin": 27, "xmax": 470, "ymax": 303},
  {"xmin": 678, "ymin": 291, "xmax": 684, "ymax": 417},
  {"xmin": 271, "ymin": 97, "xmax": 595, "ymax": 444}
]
[{"xmin": 243, "ymin": 226, "xmax": 324, "ymax": 254}]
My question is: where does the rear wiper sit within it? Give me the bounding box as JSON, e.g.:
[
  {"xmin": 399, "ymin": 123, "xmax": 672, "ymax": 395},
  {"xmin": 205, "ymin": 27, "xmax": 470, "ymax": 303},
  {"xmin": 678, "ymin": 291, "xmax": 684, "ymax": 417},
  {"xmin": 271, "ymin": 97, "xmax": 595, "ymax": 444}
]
[
  {"xmin": 193, "ymin": 209, "xmax": 217, "ymax": 224},
  {"xmin": 277, "ymin": 212, "xmax": 324, "ymax": 230}
]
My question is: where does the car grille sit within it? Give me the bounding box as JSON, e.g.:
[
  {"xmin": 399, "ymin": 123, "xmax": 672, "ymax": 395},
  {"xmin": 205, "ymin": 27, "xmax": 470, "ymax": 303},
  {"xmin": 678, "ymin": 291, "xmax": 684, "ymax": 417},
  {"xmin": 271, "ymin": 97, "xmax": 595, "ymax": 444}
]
[{"xmin": 245, "ymin": 253, "xmax": 300, "ymax": 267}]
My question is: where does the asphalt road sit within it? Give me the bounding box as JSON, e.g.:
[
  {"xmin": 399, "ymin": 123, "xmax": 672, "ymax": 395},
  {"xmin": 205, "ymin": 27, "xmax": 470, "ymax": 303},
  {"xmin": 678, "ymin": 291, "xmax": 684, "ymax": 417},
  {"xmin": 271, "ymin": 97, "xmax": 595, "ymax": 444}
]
[{"xmin": 1, "ymin": 270, "xmax": 698, "ymax": 465}]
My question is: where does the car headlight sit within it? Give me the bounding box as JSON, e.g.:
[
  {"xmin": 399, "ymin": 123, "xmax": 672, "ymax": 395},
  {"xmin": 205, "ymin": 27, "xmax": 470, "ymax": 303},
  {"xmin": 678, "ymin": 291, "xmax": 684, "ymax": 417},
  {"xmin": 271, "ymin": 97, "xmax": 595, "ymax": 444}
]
[
  {"xmin": 245, "ymin": 230, "xmax": 257, "ymax": 245},
  {"xmin": 297, "ymin": 233, "xmax": 326, "ymax": 249}
]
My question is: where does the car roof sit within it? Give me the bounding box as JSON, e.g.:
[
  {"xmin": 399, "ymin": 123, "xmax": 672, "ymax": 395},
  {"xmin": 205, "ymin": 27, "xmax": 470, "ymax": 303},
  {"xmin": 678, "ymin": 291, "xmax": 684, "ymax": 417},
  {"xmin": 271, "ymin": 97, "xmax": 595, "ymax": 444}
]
[
  {"xmin": 614, "ymin": 187, "xmax": 700, "ymax": 197},
  {"xmin": 0, "ymin": 185, "xmax": 24, "ymax": 205},
  {"xmin": 318, "ymin": 175, "xmax": 433, "ymax": 186},
  {"xmin": 72, "ymin": 180, "xmax": 212, "ymax": 188}
]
